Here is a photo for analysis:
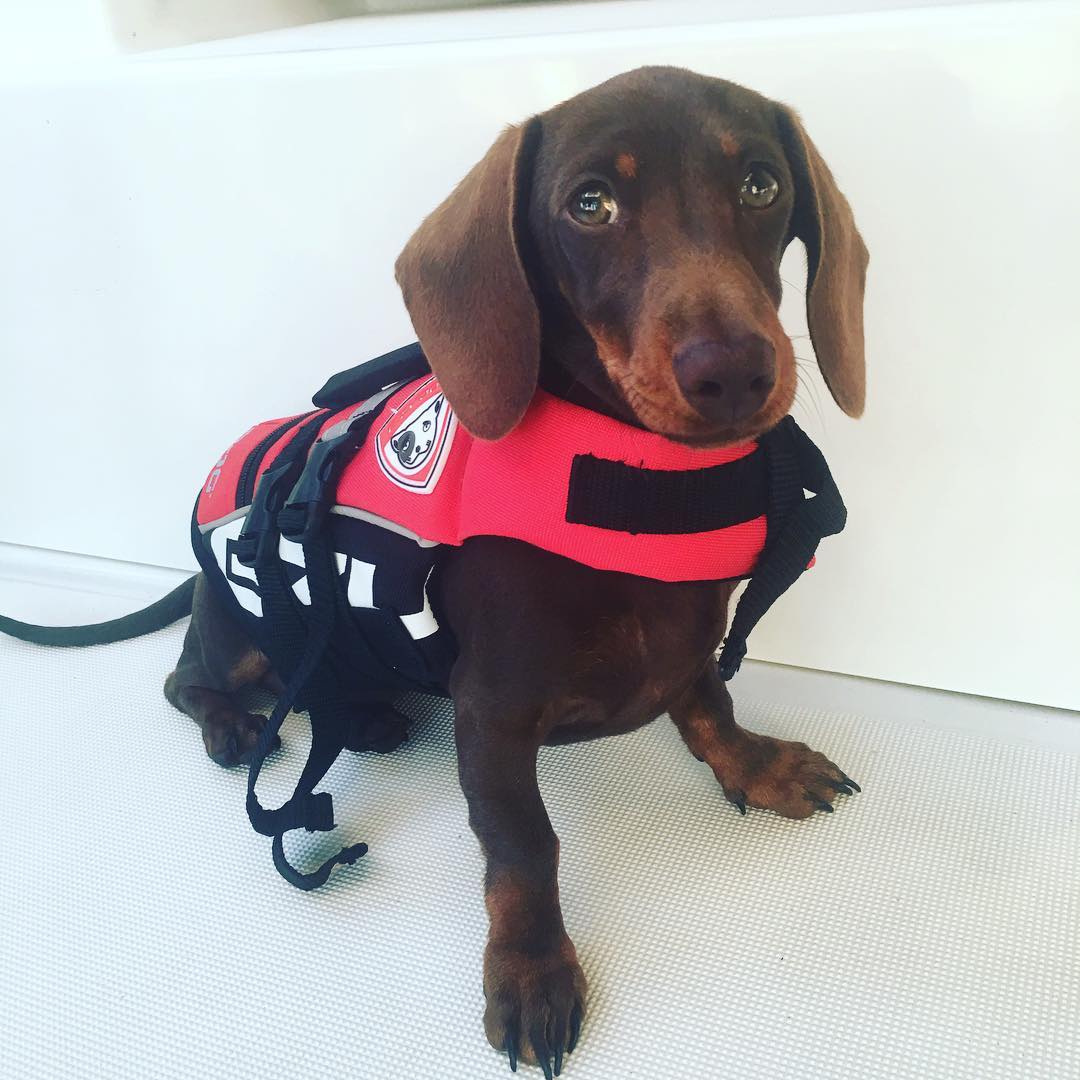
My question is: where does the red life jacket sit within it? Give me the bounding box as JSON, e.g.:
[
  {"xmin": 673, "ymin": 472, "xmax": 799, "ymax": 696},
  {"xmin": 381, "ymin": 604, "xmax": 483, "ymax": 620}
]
[
  {"xmin": 198, "ymin": 374, "xmax": 774, "ymax": 584},
  {"xmin": 190, "ymin": 343, "xmax": 846, "ymax": 891}
]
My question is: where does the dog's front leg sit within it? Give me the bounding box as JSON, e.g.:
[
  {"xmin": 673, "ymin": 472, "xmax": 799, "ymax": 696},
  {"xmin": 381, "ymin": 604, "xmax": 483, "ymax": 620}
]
[
  {"xmin": 454, "ymin": 693, "xmax": 586, "ymax": 1078},
  {"xmin": 669, "ymin": 662, "xmax": 859, "ymax": 818}
]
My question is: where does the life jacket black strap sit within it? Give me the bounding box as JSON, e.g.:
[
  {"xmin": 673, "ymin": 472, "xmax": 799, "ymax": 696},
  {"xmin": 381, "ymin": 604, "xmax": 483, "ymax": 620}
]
[
  {"xmin": 242, "ymin": 412, "xmax": 337, "ymax": 837},
  {"xmin": 242, "ymin": 387, "xmax": 402, "ymax": 889},
  {"xmin": 717, "ymin": 418, "xmax": 847, "ymax": 680}
]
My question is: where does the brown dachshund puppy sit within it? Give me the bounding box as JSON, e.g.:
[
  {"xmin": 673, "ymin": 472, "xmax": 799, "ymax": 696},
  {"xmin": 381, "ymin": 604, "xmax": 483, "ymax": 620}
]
[{"xmin": 165, "ymin": 66, "xmax": 867, "ymax": 1077}]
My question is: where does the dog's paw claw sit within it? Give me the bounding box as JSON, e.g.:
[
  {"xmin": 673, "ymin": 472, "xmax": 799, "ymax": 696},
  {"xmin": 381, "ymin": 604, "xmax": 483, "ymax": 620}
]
[
  {"xmin": 568, "ymin": 1004, "xmax": 582, "ymax": 1054},
  {"xmin": 820, "ymin": 775, "xmax": 856, "ymax": 797},
  {"xmin": 529, "ymin": 1024, "xmax": 554, "ymax": 1080},
  {"xmin": 485, "ymin": 938, "xmax": 585, "ymax": 1076}
]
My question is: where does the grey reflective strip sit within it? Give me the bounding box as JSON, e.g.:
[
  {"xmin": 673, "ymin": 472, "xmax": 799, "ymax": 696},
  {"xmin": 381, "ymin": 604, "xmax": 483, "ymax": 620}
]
[
  {"xmin": 198, "ymin": 505, "xmax": 251, "ymax": 534},
  {"xmin": 319, "ymin": 381, "xmax": 403, "ymax": 442},
  {"xmin": 329, "ymin": 505, "xmax": 440, "ymax": 547},
  {"xmin": 206, "ymin": 504, "xmax": 438, "ymax": 547},
  {"xmin": 200, "ymin": 382, "xmax": 404, "ymax": 535}
]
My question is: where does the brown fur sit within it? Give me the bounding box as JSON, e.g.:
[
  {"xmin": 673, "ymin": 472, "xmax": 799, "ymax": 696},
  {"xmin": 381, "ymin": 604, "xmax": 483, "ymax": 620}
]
[
  {"xmin": 165, "ymin": 67, "xmax": 867, "ymax": 1075},
  {"xmin": 615, "ymin": 151, "xmax": 638, "ymax": 179}
]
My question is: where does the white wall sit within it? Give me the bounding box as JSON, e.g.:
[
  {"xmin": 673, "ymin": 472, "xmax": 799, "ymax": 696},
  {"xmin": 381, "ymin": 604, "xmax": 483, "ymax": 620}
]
[{"xmin": 1, "ymin": 1, "xmax": 1077, "ymax": 709}]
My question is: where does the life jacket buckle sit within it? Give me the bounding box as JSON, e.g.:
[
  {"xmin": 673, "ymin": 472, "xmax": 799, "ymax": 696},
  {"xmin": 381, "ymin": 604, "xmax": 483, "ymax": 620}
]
[
  {"xmin": 240, "ymin": 459, "xmax": 296, "ymax": 538},
  {"xmin": 279, "ymin": 384, "xmax": 401, "ymax": 542},
  {"xmin": 279, "ymin": 434, "xmax": 345, "ymax": 541}
]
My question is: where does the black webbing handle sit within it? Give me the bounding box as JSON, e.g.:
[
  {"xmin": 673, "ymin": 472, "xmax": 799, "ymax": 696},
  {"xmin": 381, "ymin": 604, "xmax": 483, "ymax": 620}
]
[{"xmin": 312, "ymin": 342, "xmax": 429, "ymax": 410}]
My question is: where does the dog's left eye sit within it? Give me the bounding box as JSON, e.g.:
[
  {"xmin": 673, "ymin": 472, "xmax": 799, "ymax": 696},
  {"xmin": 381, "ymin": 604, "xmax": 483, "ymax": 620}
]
[
  {"xmin": 739, "ymin": 166, "xmax": 780, "ymax": 209},
  {"xmin": 569, "ymin": 184, "xmax": 618, "ymax": 226}
]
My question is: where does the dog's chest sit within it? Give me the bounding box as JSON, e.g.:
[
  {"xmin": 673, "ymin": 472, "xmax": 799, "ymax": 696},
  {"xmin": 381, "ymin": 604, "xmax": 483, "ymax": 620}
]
[
  {"xmin": 439, "ymin": 539, "xmax": 734, "ymax": 742},
  {"xmin": 561, "ymin": 580, "xmax": 731, "ymax": 731}
]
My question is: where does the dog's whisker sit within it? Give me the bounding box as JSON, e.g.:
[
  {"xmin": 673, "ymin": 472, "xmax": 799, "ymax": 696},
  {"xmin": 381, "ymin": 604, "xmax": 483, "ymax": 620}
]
[
  {"xmin": 794, "ymin": 365, "xmax": 826, "ymax": 429},
  {"xmin": 788, "ymin": 352, "xmax": 817, "ymax": 422}
]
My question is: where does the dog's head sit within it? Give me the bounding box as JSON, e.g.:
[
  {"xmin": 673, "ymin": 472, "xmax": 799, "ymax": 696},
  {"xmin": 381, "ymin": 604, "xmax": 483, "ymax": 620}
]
[{"xmin": 395, "ymin": 66, "xmax": 868, "ymax": 445}]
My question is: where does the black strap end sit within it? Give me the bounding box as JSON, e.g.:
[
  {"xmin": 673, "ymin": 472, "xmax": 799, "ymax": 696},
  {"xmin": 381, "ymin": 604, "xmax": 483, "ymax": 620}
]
[
  {"xmin": 272, "ymin": 834, "xmax": 369, "ymax": 891},
  {"xmin": 717, "ymin": 638, "xmax": 748, "ymax": 681}
]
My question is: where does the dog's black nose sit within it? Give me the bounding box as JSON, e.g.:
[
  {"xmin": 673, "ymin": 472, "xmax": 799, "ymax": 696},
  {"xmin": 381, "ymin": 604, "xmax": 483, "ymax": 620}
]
[{"xmin": 673, "ymin": 335, "xmax": 776, "ymax": 425}]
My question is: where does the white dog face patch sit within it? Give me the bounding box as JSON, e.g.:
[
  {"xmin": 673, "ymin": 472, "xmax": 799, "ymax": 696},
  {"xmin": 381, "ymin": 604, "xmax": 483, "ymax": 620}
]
[{"xmin": 375, "ymin": 376, "xmax": 458, "ymax": 493}]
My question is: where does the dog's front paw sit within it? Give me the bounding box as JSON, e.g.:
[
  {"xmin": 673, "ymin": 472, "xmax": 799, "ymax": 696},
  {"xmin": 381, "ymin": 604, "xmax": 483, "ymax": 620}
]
[
  {"xmin": 483, "ymin": 935, "xmax": 586, "ymax": 1077},
  {"xmin": 201, "ymin": 710, "xmax": 281, "ymax": 768},
  {"xmin": 718, "ymin": 732, "xmax": 859, "ymax": 819}
]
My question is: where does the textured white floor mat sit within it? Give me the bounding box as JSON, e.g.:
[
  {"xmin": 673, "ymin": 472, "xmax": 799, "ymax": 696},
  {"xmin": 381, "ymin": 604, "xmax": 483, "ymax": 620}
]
[{"xmin": 1, "ymin": 611, "xmax": 1078, "ymax": 1079}]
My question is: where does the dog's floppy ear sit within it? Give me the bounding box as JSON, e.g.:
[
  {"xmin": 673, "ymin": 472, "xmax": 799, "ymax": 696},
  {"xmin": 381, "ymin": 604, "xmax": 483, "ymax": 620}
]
[
  {"xmin": 395, "ymin": 119, "xmax": 542, "ymax": 440},
  {"xmin": 776, "ymin": 107, "xmax": 869, "ymax": 417}
]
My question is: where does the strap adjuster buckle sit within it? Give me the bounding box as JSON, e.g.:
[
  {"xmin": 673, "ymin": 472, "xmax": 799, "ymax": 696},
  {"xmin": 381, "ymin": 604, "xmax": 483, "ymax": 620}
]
[
  {"xmin": 279, "ymin": 384, "xmax": 400, "ymax": 542},
  {"xmin": 279, "ymin": 436, "xmax": 344, "ymax": 541},
  {"xmin": 240, "ymin": 458, "xmax": 299, "ymax": 544}
]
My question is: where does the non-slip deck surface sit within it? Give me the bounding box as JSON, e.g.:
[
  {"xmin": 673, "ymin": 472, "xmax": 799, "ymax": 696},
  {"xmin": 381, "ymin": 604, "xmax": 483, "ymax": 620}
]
[{"xmin": 1, "ymin": 608, "xmax": 1077, "ymax": 1079}]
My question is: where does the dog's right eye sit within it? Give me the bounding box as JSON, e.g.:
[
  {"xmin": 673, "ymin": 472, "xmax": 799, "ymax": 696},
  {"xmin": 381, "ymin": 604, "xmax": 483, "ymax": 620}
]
[
  {"xmin": 739, "ymin": 166, "xmax": 780, "ymax": 209},
  {"xmin": 569, "ymin": 184, "xmax": 618, "ymax": 226}
]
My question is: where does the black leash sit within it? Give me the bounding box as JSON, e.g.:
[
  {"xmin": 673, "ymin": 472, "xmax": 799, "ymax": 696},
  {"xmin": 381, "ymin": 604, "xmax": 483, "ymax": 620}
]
[{"xmin": 0, "ymin": 576, "xmax": 197, "ymax": 647}]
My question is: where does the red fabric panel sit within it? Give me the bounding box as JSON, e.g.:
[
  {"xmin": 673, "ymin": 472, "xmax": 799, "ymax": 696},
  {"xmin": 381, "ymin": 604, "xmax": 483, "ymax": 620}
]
[
  {"xmin": 196, "ymin": 414, "xmax": 305, "ymax": 526},
  {"xmin": 333, "ymin": 378, "xmax": 769, "ymax": 583}
]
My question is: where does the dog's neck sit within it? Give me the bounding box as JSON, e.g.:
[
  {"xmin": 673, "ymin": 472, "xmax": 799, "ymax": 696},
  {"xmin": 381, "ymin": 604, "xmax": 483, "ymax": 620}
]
[{"xmin": 537, "ymin": 311, "xmax": 642, "ymax": 429}]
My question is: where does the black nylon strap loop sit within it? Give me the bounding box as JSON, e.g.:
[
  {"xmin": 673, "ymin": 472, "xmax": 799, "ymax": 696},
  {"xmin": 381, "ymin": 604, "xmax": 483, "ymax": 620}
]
[
  {"xmin": 717, "ymin": 417, "xmax": 847, "ymax": 681},
  {"xmin": 249, "ymin": 791, "xmax": 335, "ymax": 835}
]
